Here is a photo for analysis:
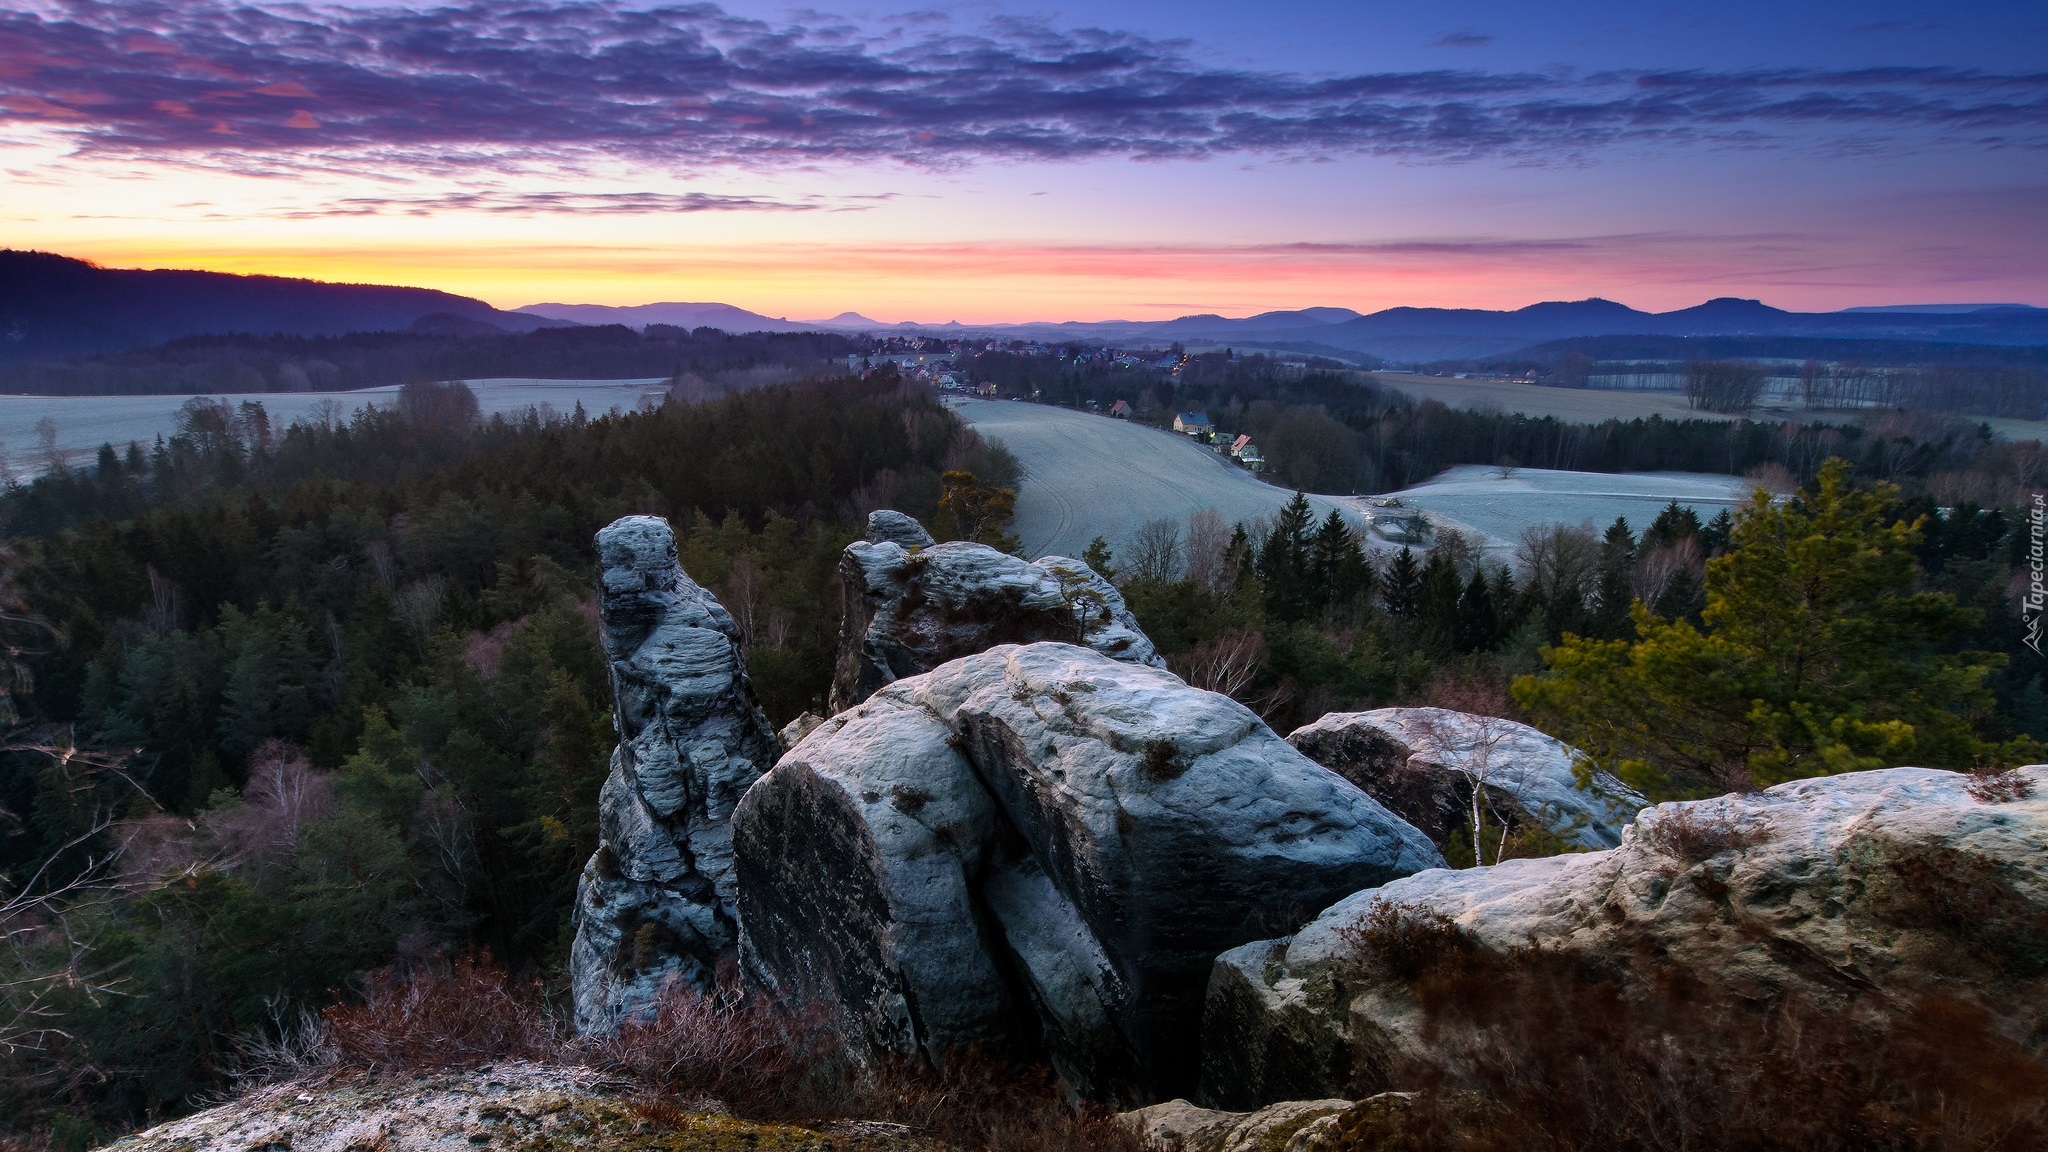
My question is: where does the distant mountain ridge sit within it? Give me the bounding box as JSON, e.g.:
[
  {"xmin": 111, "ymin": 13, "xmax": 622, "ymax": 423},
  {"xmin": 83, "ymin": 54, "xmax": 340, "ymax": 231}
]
[
  {"xmin": 0, "ymin": 250, "xmax": 563, "ymax": 363},
  {"xmin": 517, "ymin": 300, "xmax": 816, "ymax": 332},
  {"xmin": 876, "ymin": 296, "xmax": 2048, "ymax": 362},
  {"xmin": 10, "ymin": 248, "xmax": 2045, "ymax": 368}
]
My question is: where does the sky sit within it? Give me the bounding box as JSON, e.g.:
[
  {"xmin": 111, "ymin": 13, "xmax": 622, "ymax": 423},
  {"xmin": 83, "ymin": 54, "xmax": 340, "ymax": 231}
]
[{"xmin": 2, "ymin": 0, "xmax": 2044, "ymax": 321}]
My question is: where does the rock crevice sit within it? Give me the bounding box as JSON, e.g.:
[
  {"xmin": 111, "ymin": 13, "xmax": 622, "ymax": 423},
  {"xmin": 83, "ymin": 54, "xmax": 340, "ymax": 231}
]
[{"xmin": 569, "ymin": 515, "xmax": 782, "ymax": 1033}]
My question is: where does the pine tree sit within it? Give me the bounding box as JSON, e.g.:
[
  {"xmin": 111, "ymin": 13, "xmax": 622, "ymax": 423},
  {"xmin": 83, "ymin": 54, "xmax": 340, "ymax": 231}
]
[
  {"xmin": 1259, "ymin": 492, "xmax": 1316, "ymax": 623},
  {"xmin": 1383, "ymin": 546, "xmax": 1421, "ymax": 617},
  {"xmin": 1515, "ymin": 459, "xmax": 2003, "ymax": 798},
  {"xmin": 1454, "ymin": 566, "xmax": 1501, "ymax": 652},
  {"xmin": 1593, "ymin": 516, "xmax": 1638, "ymax": 639},
  {"xmin": 1418, "ymin": 551, "xmax": 1464, "ymax": 650}
]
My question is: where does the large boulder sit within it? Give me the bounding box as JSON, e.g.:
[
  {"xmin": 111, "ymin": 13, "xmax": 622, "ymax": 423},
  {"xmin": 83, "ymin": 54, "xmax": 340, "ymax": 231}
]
[
  {"xmin": 828, "ymin": 510, "xmax": 1162, "ymax": 713},
  {"xmin": 1288, "ymin": 707, "xmax": 1645, "ymax": 854},
  {"xmin": 569, "ymin": 516, "xmax": 783, "ymax": 1033},
  {"xmin": 1200, "ymin": 766, "xmax": 2048, "ymax": 1108},
  {"xmin": 735, "ymin": 643, "xmax": 1444, "ymax": 1103}
]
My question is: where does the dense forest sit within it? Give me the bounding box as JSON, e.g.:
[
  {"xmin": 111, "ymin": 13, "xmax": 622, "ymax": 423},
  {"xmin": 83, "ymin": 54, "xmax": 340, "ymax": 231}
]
[
  {"xmin": 0, "ymin": 372, "xmax": 1014, "ymax": 1143},
  {"xmin": 0, "ymin": 324, "xmax": 862, "ymax": 397}
]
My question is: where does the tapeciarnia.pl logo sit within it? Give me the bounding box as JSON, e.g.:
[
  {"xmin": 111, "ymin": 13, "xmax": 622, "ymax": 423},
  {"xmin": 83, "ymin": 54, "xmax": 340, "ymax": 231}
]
[{"xmin": 2027, "ymin": 493, "xmax": 2045, "ymax": 656}]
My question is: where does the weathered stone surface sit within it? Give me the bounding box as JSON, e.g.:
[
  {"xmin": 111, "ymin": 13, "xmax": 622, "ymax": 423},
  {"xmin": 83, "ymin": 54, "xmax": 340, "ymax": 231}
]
[
  {"xmin": 1119, "ymin": 1097, "xmax": 1355, "ymax": 1152},
  {"xmin": 1288, "ymin": 707, "xmax": 1645, "ymax": 853},
  {"xmin": 570, "ymin": 515, "xmax": 782, "ymax": 1034},
  {"xmin": 96, "ymin": 1062, "xmax": 945, "ymax": 1152},
  {"xmin": 779, "ymin": 710, "xmax": 827, "ymax": 748},
  {"xmin": 733, "ymin": 690, "xmax": 1021, "ymax": 1064},
  {"xmin": 828, "ymin": 511, "xmax": 1162, "ymax": 713},
  {"xmin": 736, "ymin": 642, "xmax": 1444, "ymax": 1102},
  {"xmin": 1201, "ymin": 766, "xmax": 2048, "ymax": 1108}
]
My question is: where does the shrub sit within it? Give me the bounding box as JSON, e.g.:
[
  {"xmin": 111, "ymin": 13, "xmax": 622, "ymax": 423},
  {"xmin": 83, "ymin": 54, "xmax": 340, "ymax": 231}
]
[
  {"xmin": 586, "ymin": 982, "xmax": 843, "ymax": 1120},
  {"xmin": 323, "ymin": 953, "xmax": 553, "ymax": 1072}
]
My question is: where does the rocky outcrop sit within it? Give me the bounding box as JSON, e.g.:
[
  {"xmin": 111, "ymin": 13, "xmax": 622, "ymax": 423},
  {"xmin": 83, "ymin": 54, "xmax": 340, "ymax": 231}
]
[
  {"xmin": 96, "ymin": 1063, "xmax": 941, "ymax": 1152},
  {"xmin": 569, "ymin": 516, "xmax": 782, "ymax": 1033},
  {"xmin": 828, "ymin": 510, "xmax": 1162, "ymax": 713},
  {"xmin": 736, "ymin": 642, "xmax": 1444, "ymax": 1103},
  {"xmin": 1288, "ymin": 707, "xmax": 1645, "ymax": 853},
  {"xmin": 1200, "ymin": 766, "xmax": 2048, "ymax": 1108},
  {"xmin": 1120, "ymin": 1097, "xmax": 1357, "ymax": 1152}
]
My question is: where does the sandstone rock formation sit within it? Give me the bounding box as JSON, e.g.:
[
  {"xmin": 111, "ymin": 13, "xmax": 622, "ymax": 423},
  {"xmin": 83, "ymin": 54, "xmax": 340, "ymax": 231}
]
[
  {"xmin": 736, "ymin": 642, "xmax": 1444, "ymax": 1102},
  {"xmin": 1288, "ymin": 707, "xmax": 1645, "ymax": 853},
  {"xmin": 1201, "ymin": 766, "xmax": 2048, "ymax": 1108},
  {"xmin": 569, "ymin": 515, "xmax": 782, "ymax": 1033},
  {"xmin": 829, "ymin": 510, "xmax": 1162, "ymax": 713},
  {"xmin": 1120, "ymin": 1096, "xmax": 1358, "ymax": 1152}
]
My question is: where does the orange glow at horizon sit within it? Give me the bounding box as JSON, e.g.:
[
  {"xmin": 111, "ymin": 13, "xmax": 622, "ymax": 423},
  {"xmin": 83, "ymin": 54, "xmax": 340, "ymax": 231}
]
[{"xmin": 51, "ymin": 231, "xmax": 2011, "ymax": 322}]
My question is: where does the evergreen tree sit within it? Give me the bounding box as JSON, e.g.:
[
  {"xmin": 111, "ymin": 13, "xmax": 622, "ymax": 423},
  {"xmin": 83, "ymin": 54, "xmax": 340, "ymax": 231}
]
[
  {"xmin": 1309, "ymin": 509, "xmax": 1371, "ymax": 616},
  {"xmin": 1080, "ymin": 536, "xmax": 1116, "ymax": 579},
  {"xmin": 1516, "ymin": 459, "xmax": 2005, "ymax": 799},
  {"xmin": 1593, "ymin": 516, "xmax": 1638, "ymax": 639},
  {"xmin": 1643, "ymin": 500, "xmax": 1703, "ymax": 551},
  {"xmin": 1417, "ymin": 551, "xmax": 1464, "ymax": 650},
  {"xmin": 1258, "ymin": 492, "xmax": 1316, "ymax": 623},
  {"xmin": 1382, "ymin": 547, "xmax": 1421, "ymax": 617},
  {"xmin": 1454, "ymin": 566, "xmax": 1501, "ymax": 652}
]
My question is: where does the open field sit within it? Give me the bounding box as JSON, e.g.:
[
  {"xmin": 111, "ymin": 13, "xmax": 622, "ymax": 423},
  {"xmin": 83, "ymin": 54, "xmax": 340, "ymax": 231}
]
[
  {"xmin": 0, "ymin": 378, "xmax": 668, "ymax": 476},
  {"xmin": 948, "ymin": 398, "xmax": 1353, "ymax": 557},
  {"xmin": 956, "ymin": 399, "xmax": 1755, "ymax": 567},
  {"xmin": 1353, "ymin": 464, "xmax": 1755, "ymax": 566},
  {"xmin": 1371, "ymin": 373, "xmax": 2048, "ymax": 443},
  {"xmin": 1368, "ymin": 372, "xmax": 1737, "ymax": 424}
]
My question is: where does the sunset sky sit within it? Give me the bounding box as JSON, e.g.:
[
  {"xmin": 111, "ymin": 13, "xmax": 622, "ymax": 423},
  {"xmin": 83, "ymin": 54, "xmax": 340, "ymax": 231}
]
[{"xmin": 4, "ymin": 0, "xmax": 2044, "ymax": 321}]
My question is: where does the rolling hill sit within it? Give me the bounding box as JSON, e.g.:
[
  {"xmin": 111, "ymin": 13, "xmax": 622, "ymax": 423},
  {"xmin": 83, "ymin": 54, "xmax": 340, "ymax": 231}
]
[{"xmin": 0, "ymin": 250, "xmax": 563, "ymax": 362}]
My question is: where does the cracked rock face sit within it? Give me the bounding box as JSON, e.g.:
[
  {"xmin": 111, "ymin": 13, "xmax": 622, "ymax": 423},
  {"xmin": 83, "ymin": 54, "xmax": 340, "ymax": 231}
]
[
  {"xmin": 735, "ymin": 642, "xmax": 1444, "ymax": 1103},
  {"xmin": 1287, "ymin": 708, "xmax": 1645, "ymax": 854},
  {"xmin": 1200, "ymin": 766, "xmax": 2048, "ymax": 1109},
  {"xmin": 569, "ymin": 515, "xmax": 782, "ymax": 1034},
  {"xmin": 828, "ymin": 510, "xmax": 1163, "ymax": 714}
]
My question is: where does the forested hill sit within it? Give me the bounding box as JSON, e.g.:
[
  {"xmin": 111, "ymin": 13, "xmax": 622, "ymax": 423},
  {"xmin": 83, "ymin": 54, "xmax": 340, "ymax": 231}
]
[
  {"xmin": 0, "ymin": 322, "xmax": 863, "ymax": 396},
  {"xmin": 0, "ymin": 250, "xmax": 562, "ymax": 363}
]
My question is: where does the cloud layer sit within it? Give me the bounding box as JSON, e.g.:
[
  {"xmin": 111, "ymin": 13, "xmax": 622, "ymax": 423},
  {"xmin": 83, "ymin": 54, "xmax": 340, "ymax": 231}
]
[{"xmin": 3, "ymin": 0, "xmax": 2044, "ymax": 178}]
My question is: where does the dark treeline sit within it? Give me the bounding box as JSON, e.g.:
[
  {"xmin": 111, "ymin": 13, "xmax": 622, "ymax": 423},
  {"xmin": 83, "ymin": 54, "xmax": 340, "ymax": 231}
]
[
  {"xmin": 0, "ymin": 372, "xmax": 1015, "ymax": 1139},
  {"xmin": 963, "ymin": 348, "xmax": 2006, "ymax": 494},
  {"xmin": 0, "ymin": 324, "xmax": 864, "ymax": 397}
]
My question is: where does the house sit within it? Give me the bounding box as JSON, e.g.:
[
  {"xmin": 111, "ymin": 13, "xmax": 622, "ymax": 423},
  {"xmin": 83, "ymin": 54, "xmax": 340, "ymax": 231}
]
[
  {"xmin": 1230, "ymin": 433, "xmax": 1253, "ymax": 456},
  {"xmin": 976, "ymin": 382, "xmax": 999, "ymax": 398},
  {"xmin": 1173, "ymin": 411, "xmax": 1212, "ymax": 436},
  {"xmin": 1109, "ymin": 399, "xmax": 1132, "ymax": 419}
]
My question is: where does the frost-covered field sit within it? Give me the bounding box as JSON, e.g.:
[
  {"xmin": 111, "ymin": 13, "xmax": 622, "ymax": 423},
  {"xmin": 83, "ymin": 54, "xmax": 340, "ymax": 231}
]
[
  {"xmin": 0, "ymin": 378, "xmax": 667, "ymax": 475},
  {"xmin": 956, "ymin": 400, "xmax": 1753, "ymax": 565},
  {"xmin": 1351, "ymin": 464, "xmax": 1754, "ymax": 563},
  {"xmin": 949, "ymin": 398, "xmax": 1350, "ymax": 558}
]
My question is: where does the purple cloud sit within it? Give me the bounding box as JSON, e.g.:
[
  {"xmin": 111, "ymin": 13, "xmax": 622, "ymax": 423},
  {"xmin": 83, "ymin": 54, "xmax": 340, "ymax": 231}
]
[
  {"xmin": 244, "ymin": 189, "xmax": 879, "ymax": 217},
  {"xmin": 1, "ymin": 1, "xmax": 2043, "ymax": 176}
]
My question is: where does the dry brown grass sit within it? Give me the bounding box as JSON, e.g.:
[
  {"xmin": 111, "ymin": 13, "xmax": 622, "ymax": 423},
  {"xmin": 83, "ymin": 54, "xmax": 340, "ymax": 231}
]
[
  {"xmin": 1330, "ymin": 898, "xmax": 2048, "ymax": 1152},
  {"xmin": 317, "ymin": 962, "xmax": 1142, "ymax": 1152},
  {"xmin": 323, "ymin": 953, "xmax": 554, "ymax": 1073}
]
